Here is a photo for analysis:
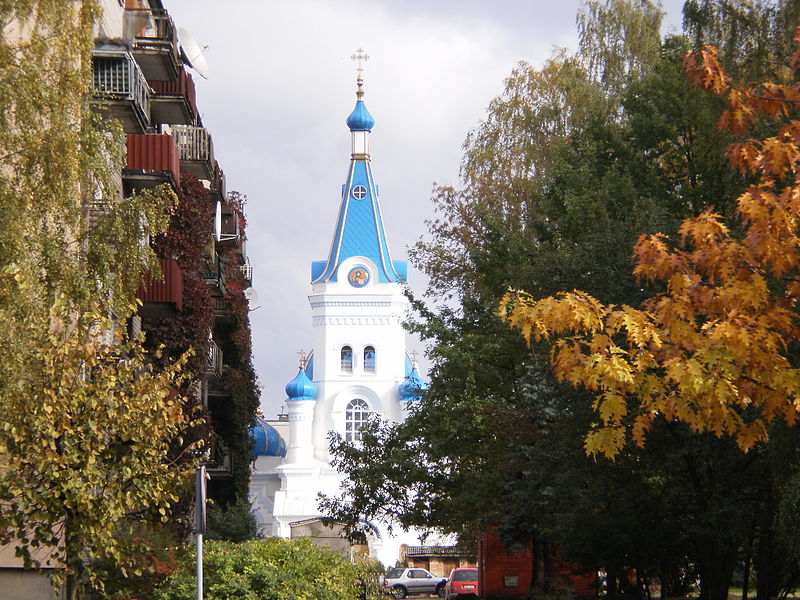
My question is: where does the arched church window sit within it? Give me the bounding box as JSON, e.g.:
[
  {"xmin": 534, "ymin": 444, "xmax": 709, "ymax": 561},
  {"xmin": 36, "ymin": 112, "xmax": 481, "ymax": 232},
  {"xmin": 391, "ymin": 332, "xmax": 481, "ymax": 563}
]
[
  {"xmin": 345, "ymin": 398, "xmax": 369, "ymax": 442},
  {"xmin": 341, "ymin": 346, "xmax": 353, "ymax": 372},
  {"xmin": 364, "ymin": 346, "xmax": 376, "ymax": 373}
]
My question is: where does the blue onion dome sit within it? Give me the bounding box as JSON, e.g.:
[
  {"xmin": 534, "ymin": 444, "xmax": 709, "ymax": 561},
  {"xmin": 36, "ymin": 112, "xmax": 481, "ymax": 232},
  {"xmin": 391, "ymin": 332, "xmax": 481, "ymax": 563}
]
[
  {"xmin": 399, "ymin": 365, "xmax": 428, "ymax": 401},
  {"xmin": 346, "ymin": 74, "xmax": 375, "ymax": 131},
  {"xmin": 346, "ymin": 100, "xmax": 374, "ymax": 131},
  {"xmin": 250, "ymin": 416, "xmax": 287, "ymax": 457},
  {"xmin": 285, "ymin": 367, "xmax": 317, "ymax": 401}
]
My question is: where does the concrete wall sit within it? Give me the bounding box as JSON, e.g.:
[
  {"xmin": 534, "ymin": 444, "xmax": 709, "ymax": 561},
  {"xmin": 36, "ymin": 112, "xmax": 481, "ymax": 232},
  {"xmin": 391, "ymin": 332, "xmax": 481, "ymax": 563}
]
[
  {"xmin": 0, "ymin": 570, "xmax": 62, "ymax": 600},
  {"xmin": 290, "ymin": 519, "xmax": 351, "ymax": 559}
]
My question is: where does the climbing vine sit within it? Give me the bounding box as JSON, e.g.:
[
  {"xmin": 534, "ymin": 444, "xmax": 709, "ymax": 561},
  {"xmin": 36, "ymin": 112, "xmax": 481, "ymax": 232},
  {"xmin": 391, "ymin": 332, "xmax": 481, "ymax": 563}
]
[{"xmin": 212, "ymin": 192, "xmax": 260, "ymax": 506}]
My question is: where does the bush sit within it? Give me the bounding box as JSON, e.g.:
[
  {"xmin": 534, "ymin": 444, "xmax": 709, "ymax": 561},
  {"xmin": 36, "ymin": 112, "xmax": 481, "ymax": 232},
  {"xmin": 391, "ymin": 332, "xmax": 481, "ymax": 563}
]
[
  {"xmin": 205, "ymin": 497, "xmax": 261, "ymax": 542},
  {"xmin": 153, "ymin": 537, "xmax": 367, "ymax": 600}
]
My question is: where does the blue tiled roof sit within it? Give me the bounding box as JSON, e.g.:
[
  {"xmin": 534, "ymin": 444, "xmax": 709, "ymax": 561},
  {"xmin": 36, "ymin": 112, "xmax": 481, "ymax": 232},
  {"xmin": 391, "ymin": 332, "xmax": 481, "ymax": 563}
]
[
  {"xmin": 250, "ymin": 416, "xmax": 287, "ymax": 457},
  {"xmin": 399, "ymin": 365, "xmax": 428, "ymax": 401},
  {"xmin": 313, "ymin": 159, "xmax": 406, "ymax": 284}
]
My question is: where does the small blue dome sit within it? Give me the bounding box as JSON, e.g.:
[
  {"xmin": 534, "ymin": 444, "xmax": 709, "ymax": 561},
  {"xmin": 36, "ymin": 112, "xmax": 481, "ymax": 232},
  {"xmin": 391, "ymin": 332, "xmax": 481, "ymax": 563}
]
[
  {"xmin": 285, "ymin": 367, "xmax": 317, "ymax": 401},
  {"xmin": 346, "ymin": 100, "xmax": 375, "ymax": 131},
  {"xmin": 250, "ymin": 416, "xmax": 286, "ymax": 457},
  {"xmin": 399, "ymin": 366, "xmax": 428, "ymax": 401}
]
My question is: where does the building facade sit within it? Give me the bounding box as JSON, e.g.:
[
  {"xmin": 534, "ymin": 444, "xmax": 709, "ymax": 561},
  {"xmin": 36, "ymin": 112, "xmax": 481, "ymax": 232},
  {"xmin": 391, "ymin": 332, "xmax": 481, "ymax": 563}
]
[{"xmin": 0, "ymin": 0, "xmax": 258, "ymax": 596}]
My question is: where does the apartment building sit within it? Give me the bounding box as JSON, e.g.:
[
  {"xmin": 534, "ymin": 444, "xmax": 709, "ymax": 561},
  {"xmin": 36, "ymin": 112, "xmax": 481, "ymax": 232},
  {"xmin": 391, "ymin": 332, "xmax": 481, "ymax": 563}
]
[{"xmin": 0, "ymin": 1, "xmax": 259, "ymax": 597}]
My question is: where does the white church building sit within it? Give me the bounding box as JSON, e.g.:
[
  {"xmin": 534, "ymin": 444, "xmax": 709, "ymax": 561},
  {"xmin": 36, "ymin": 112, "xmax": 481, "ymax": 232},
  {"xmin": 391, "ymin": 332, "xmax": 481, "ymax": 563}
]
[{"xmin": 249, "ymin": 63, "xmax": 428, "ymax": 566}]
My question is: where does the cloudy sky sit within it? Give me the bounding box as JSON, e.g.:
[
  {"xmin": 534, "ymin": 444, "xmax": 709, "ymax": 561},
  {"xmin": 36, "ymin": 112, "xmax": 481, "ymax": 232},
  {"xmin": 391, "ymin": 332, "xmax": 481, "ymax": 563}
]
[{"xmin": 165, "ymin": 0, "xmax": 687, "ymax": 417}]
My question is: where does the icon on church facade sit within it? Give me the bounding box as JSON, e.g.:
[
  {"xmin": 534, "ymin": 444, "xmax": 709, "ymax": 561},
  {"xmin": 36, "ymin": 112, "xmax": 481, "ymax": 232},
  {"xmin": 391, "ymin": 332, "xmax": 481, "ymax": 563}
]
[{"xmin": 348, "ymin": 266, "xmax": 369, "ymax": 287}]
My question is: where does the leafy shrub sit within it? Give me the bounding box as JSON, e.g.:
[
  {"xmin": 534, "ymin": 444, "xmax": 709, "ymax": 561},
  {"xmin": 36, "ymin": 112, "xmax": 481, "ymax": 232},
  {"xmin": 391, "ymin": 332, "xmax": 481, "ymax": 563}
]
[
  {"xmin": 153, "ymin": 537, "xmax": 368, "ymax": 600},
  {"xmin": 205, "ymin": 497, "xmax": 261, "ymax": 542}
]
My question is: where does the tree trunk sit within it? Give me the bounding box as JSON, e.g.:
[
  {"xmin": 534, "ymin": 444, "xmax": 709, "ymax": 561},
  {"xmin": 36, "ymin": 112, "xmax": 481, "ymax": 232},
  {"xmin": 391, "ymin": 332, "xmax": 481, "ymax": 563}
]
[
  {"xmin": 696, "ymin": 549, "xmax": 737, "ymax": 600},
  {"xmin": 532, "ymin": 533, "xmax": 547, "ymax": 594},
  {"xmin": 741, "ymin": 531, "xmax": 754, "ymax": 600},
  {"xmin": 755, "ymin": 515, "xmax": 780, "ymax": 600},
  {"xmin": 607, "ymin": 567, "xmax": 620, "ymax": 600}
]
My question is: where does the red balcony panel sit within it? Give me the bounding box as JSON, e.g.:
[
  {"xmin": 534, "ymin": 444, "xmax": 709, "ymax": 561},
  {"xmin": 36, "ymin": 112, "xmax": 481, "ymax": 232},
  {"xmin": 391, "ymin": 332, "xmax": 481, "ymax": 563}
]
[
  {"xmin": 138, "ymin": 257, "xmax": 183, "ymax": 313},
  {"xmin": 126, "ymin": 133, "xmax": 180, "ymax": 187},
  {"xmin": 149, "ymin": 67, "xmax": 198, "ymax": 123}
]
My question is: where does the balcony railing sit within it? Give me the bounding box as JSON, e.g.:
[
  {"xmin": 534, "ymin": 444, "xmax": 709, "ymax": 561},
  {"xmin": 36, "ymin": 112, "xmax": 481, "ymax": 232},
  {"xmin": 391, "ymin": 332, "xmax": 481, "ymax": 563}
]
[
  {"xmin": 137, "ymin": 257, "xmax": 184, "ymax": 317},
  {"xmin": 206, "ymin": 437, "xmax": 232, "ymax": 476},
  {"xmin": 210, "ymin": 161, "xmax": 226, "ymax": 203},
  {"xmin": 124, "ymin": 133, "xmax": 180, "ymax": 191},
  {"xmin": 207, "ymin": 341, "xmax": 223, "ymax": 379},
  {"xmin": 124, "ymin": 7, "xmax": 179, "ymax": 80},
  {"xmin": 168, "ymin": 124, "xmax": 215, "ymax": 179},
  {"xmin": 148, "ymin": 66, "xmax": 198, "ymax": 125},
  {"xmin": 218, "ymin": 201, "xmax": 240, "ymax": 245},
  {"xmin": 92, "ymin": 48, "xmax": 151, "ymax": 132},
  {"xmin": 202, "ymin": 252, "xmax": 226, "ymax": 294},
  {"xmin": 240, "ymin": 261, "xmax": 253, "ymax": 283}
]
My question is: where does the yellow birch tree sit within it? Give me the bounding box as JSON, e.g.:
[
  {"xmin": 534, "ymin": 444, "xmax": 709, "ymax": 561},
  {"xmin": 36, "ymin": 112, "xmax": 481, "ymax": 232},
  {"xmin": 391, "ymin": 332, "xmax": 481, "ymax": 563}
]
[{"xmin": 500, "ymin": 33, "xmax": 800, "ymax": 459}]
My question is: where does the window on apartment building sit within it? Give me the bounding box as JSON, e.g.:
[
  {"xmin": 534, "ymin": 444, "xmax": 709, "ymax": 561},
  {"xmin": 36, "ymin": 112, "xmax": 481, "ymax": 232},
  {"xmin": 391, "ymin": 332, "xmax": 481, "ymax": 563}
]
[
  {"xmin": 345, "ymin": 398, "xmax": 369, "ymax": 442},
  {"xmin": 341, "ymin": 346, "xmax": 353, "ymax": 372}
]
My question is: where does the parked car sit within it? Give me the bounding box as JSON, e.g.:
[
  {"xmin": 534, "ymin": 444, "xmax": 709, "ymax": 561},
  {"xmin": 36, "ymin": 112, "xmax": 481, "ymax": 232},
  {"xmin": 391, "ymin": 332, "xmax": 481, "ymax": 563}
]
[
  {"xmin": 444, "ymin": 567, "xmax": 479, "ymax": 599},
  {"xmin": 382, "ymin": 567, "xmax": 447, "ymax": 598}
]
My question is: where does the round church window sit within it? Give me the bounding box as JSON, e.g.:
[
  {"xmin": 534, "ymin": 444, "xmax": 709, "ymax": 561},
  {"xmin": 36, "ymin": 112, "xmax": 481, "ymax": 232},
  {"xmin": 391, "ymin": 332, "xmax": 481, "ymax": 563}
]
[{"xmin": 352, "ymin": 185, "xmax": 367, "ymax": 200}]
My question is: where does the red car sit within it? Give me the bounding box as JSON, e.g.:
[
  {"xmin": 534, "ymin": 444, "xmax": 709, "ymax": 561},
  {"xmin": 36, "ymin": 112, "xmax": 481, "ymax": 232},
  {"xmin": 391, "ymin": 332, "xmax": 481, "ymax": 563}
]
[{"xmin": 444, "ymin": 567, "xmax": 479, "ymax": 599}]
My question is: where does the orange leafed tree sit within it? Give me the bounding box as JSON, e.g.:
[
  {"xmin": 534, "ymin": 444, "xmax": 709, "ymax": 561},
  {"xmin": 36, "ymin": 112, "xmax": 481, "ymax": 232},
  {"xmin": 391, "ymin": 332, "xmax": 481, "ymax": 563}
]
[{"xmin": 499, "ymin": 34, "xmax": 800, "ymax": 458}]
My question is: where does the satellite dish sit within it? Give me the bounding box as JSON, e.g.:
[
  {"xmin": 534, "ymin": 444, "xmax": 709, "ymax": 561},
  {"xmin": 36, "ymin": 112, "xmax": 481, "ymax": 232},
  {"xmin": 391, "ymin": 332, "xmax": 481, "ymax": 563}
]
[
  {"xmin": 214, "ymin": 200, "xmax": 222, "ymax": 242},
  {"xmin": 178, "ymin": 27, "xmax": 209, "ymax": 79},
  {"xmin": 244, "ymin": 287, "xmax": 260, "ymax": 311}
]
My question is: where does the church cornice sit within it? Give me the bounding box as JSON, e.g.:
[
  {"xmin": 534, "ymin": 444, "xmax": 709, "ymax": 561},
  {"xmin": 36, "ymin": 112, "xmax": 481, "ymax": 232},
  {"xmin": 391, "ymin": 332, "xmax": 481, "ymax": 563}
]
[
  {"xmin": 309, "ymin": 300, "xmax": 402, "ymax": 309},
  {"xmin": 312, "ymin": 315, "xmax": 403, "ymax": 327}
]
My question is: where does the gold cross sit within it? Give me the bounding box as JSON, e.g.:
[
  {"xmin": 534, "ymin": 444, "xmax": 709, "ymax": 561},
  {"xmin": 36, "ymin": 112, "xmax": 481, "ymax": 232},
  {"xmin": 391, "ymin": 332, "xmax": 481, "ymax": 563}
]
[
  {"xmin": 297, "ymin": 349, "xmax": 307, "ymax": 369},
  {"xmin": 351, "ymin": 47, "xmax": 369, "ymax": 78}
]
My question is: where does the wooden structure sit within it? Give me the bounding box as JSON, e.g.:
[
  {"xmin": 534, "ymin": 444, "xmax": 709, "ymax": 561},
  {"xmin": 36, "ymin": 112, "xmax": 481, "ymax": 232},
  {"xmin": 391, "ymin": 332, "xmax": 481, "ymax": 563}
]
[{"xmin": 400, "ymin": 544, "xmax": 476, "ymax": 578}]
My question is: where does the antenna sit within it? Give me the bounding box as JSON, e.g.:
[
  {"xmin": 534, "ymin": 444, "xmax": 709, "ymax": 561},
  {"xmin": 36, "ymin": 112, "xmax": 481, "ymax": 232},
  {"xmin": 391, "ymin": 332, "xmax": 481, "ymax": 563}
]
[
  {"xmin": 244, "ymin": 287, "xmax": 260, "ymax": 311},
  {"xmin": 178, "ymin": 27, "xmax": 209, "ymax": 79}
]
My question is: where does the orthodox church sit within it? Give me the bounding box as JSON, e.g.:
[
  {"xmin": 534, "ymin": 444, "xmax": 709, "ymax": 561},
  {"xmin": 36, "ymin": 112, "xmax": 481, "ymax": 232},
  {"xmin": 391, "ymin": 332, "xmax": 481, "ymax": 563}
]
[{"xmin": 249, "ymin": 58, "xmax": 428, "ymax": 566}]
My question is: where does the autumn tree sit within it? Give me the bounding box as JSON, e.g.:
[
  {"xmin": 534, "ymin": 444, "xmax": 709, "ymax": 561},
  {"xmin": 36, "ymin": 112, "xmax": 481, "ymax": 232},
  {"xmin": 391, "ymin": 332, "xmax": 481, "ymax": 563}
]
[
  {"xmin": 0, "ymin": 277, "xmax": 201, "ymax": 598},
  {"xmin": 497, "ymin": 24, "xmax": 800, "ymax": 600},
  {"xmin": 500, "ymin": 41, "xmax": 800, "ymax": 459},
  {"xmin": 0, "ymin": 1, "xmax": 198, "ymax": 597}
]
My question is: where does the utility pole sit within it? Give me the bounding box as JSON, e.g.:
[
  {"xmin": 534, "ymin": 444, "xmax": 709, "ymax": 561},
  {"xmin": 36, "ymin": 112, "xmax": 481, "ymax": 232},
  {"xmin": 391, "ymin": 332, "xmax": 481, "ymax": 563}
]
[{"xmin": 195, "ymin": 466, "xmax": 207, "ymax": 600}]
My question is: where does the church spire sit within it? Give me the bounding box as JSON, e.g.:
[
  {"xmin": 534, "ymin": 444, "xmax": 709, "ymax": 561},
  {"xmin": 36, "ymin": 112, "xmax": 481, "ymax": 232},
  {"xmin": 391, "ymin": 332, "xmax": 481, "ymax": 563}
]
[{"xmin": 311, "ymin": 50, "xmax": 406, "ymax": 285}]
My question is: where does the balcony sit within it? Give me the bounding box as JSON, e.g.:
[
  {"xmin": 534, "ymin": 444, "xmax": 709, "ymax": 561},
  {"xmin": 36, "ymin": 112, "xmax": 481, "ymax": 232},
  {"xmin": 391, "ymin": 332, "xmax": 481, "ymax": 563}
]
[
  {"xmin": 124, "ymin": 7, "xmax": 179, "ymax": 81},
  {"xmin": 209, "ymin": 161, "xmax": 226, "ymax": 203},
  {"xmin": 202, "ymin": 252, "xmax": 226, "ymax": 296},
  {"xmin": 240, "ymin": 259, "xmax": 253, "ymax": 284},
  {"xmin": 217, "ymin": 198, "xmax": 241, "ymax": 247},
  {"xmin": 212, "ymin": 296, "xmax": 234, "ymax": 324},
  {"xmin": 137, "ymin": 257, "xmax": 184, "ymax": 318},
  {"xmin": 92, "ymin": 48, "xmax": 150, "ymax": 133},
  {"xmin": 207, "ymin": 340, "xmax": 223, "ymax": 379},
  {"xmin": 148, "ymin": 66, "xmax": 198, "ymax": 126},
  {"xmin": 123, "ymin": 133, "xmax": 180, "ymax": 193},
  {"xmin": 168, "ymin": 124, "xmax": 215, "ymax": 180},
  {"xmin": 206, "ymin": 436, "xmax": 232, "ymax": 478}
]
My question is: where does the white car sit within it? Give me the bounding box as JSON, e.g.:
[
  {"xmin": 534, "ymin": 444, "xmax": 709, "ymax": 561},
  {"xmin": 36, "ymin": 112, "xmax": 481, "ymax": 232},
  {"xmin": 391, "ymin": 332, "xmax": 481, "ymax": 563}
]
[{"xmin": 382, "ymin": 567, "xmax": 447, "ymax": 598}]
